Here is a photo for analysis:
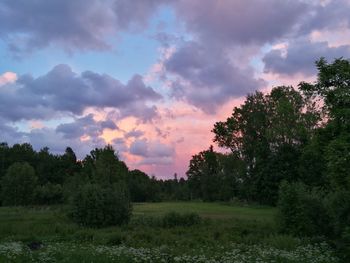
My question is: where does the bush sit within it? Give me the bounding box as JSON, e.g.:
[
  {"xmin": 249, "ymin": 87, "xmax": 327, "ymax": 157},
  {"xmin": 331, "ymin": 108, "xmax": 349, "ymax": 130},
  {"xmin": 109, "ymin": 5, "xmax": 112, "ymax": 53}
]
[
  {"xmin": 264, "ymin": 234, "xmax": 301, "ymax": 251},
  {"xmin": 130, "ymin": 215, "xmax": 162, "ymax": 227},
  {"xmin": 325, "ymin": 191, "xmax": 350, "ymax": 258},
  {"xmin": 325, "ymin": 190, "xmax": 350, "ymax": 238},
  {"xmin": 70, "ymin": 183, "xmax": 132, "ymax": 228},
  {"xmin": 73, "ymin": 229, "xmax": 95, "ymax": 242},
  {"xmin": 34, "ymin": 183, "xmax": 63, "ymax": 205},
  {"xmin": 105, "ymin": 231, "xmax": 126, "ymax": 245},
  {"xmin": 162, "ymin": 212, "xmax": 201, "ymax": 228},
  {"xmin": 277, "ymin": 181, "xmax": 329, "ymax": 237},
  {"xmin": 1, "ymin": 162, "xmax": 38, "ymax": 206}
]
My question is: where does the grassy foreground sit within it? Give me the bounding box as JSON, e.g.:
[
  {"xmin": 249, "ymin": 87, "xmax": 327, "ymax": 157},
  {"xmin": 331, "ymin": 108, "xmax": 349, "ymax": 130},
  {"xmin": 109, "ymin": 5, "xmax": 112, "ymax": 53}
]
[{"xmin": 0, "ymin": 202, "xmax": 340, "ymax": 262}]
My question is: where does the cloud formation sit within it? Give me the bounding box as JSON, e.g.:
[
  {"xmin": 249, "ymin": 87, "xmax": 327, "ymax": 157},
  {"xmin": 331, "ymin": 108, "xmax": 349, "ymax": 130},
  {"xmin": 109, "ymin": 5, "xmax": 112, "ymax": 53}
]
[
  {"xmin": 163, "ymin": 41, "xmax": 265, "ymax": 112},
  {"xmin": 125, "ymin": 129, "xmax": 144, "ymax": 138},
  {"xmin": 0, "ymin": 72, "xmax": 17, "ymax": 86},
  {"xmin": 56, "ymin": 114, "xmax": 117, "ymax": 140},
  {"xmin": 0, "ymin": 0, "xmax": 171, "ymax": 54},
  {"xmin": 263, "ymin": 39, "xmax": 350, "ymax": 76},
  {"xmin": 0, "ymin": 64, "xmax": 162, "ymax": 121},
  {"xmin": 0, "ymin": 0, "xmax": 115, "ymax": 53},
  {"xmin": 130, "ymin": 139, "xmax": 175, "ymax": 165},
  {"xmin": 298, "ymin": 0, "xmax": 350, "ymax": 35},
  {"xmin": 174, "ymin": 0, "xmax": 308, "ymax": 45}
]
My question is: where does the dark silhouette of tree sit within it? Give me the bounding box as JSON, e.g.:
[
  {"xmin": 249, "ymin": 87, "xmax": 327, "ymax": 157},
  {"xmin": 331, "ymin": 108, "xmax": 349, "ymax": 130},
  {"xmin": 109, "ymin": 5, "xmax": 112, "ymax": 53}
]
[{"xmin": 1, "ymin": 162, "xmax": 37, "ymax": 206}]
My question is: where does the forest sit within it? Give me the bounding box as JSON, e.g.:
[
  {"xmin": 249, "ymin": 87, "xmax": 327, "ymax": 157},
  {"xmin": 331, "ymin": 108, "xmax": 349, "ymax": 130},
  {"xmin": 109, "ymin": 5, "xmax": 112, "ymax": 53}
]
[{"xmin": 0, "ymin": 58, "xmax": 349, "ymax": 262}]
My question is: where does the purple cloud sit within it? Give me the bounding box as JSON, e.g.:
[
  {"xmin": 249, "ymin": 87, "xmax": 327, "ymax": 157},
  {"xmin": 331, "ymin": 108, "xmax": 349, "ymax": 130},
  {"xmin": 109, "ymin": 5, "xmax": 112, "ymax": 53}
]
[
  {"xmin": 113, "ymin": 0, "xmax": 173, "ymax": 31},
  {"xmin": 263, "ymin": 39, "xmax": 350, "ymax": 76},
  {"xmin": 0, "ymin": 0, "xmax": 171, "ymax": 54},
  {"xmin": 164, "ymin": 41, "xmax": 265, "ymax": 112},
  {"xmin": 174, "ymin": 0, "xmax": 308, "ymax": 45},
  {"xmin": 56, "ymin": 114, "xmax": 118, "ymax": 139},
  {"xmin": 298, "ymin": 0, "xmax": 350, "ymax": 35},
  {"xmin": 0, "ymin": 0, "xmax": 115, "ymax": 53},
  {"xmin": 130, "ymin": 139, "xmax": 149, "ymax": 157},
  {"xmin": 125, "ymin": 129, "xmax": 144, "ymax": 138},
  {"xmin": 130, "ymin": 138, "xmax": 175, "ymax": 165},
  {"xmin": 0, "ymin": 64, "xmax": 162, "ymax": 121}
]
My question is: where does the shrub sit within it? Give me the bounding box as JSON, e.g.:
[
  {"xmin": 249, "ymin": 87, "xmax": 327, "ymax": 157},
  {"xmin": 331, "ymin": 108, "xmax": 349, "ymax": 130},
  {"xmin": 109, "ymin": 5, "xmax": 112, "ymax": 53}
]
[
  {"xmin": 277, "ymin": 181, "xmax": 329, "ymax": 237},
  {"xmin": 34, "ymin": 183, "xmax": 63, "ymax": 205},
  {"xmin": 130, "ymin": 215, "xmax": 162, "ymax": 227},
  {"xmin": 264, "ymin": 234, "xmax": 300, "ymax": 251},
  {"xmin": 1, "ymin": 162, "xmax": 38, "ymax": 206},
  {"xmin": 70, "ymin": 183, "xmax": 132, "ymax": 228},
  {"xmin": 162, "ymin": 212, "xmax": 201, "ymax": 228},
  {"xmin": 325, "ymin": 190, "xmax": 350, "ymax": 258},
  {"xmin": 325, "ymin": 190, "xmax": 350, "ymax": 238},
  {"xmin": 105, "ymin": 231, "xmax": 126, "ymax": 245},
  {"xmin": 73, "ymin": 229, "xmax": 95, "ymax": 242}
]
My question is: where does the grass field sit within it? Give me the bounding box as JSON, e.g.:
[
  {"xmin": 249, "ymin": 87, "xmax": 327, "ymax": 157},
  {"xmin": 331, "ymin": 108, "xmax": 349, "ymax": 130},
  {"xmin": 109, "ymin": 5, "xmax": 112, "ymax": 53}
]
[
  {"xmin": 134, "ymin": 202, "xmax": 276, "ymax": 220},
  {"xmin": 0, "ymin": 202, "xmax": 340, "ymax": 262}
]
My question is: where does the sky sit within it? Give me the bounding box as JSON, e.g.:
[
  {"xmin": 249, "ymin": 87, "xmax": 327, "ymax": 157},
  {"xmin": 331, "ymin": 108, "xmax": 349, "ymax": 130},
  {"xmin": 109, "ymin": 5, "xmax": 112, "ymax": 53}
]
[{"xmin": 1, "ymin": 0, "xmax": 350, "ymax": 179}]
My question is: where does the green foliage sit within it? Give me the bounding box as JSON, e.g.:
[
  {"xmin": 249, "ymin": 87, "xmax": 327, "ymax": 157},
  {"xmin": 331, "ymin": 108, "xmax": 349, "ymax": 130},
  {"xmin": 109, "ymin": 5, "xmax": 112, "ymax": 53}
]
[
  {"xmin": 34, "ymin": 183, "xmax": 63, "ymax": 205},
  {"xmin": 187, "ymin": 146, "xmax": 241, "ymax": 201},
  {"xmin": 81, "ymin": 145, "xmax": 128, "ymax": 185},
  {"xmin": 0, "ymin": 141, "xmax": 196, "ymax": 206},
  {"xmin": 0, "ymin": 143, "xmax": 82, "ymax": 206},
  {"xmin": 299, "ymin": 137, "xmax": 328, "ymax": 188},
  {"xmin": 263, "ymin": 234, "xmax": 301, "ymax": 251},
  {"xmin": 0, "ymin": 204, "xmax": 339, "ymax": 263},
  {"xmin": 73, "ymin": 229, "xmax": 95, "ymax": 242},
  {"xmin": 211, "ymin": 86, "xmax": 319, "ymax": 204},
  {"xmin": 161, "ymin": 211, "xmax": 201, "ymax": 228},
  {"xmin": 325, "ymin": 191, "xmax": 350, "ymax": 239},
  {"xmin": 0, "ymin": 241, "xmax": 339, "ymax": 263},
  {"xmin": 70, "ymin": 183, "xmax": 132, "ymax": 228},
  {"xmin": 277, "ymin": 181, "xmax": 329, "ymax": 237},
  {"xmin": 128, "ymin": 169, "xmax": 159, "ymax": 202},
  {"xmin": 300, "ymin": 57, "xmax": 350, "ymax": 126},
  {"xmin": 325, "ymin": 134, "xmax": 350, "ymax": 191},
  {"xmin": 62, "ymin": 173, "xmax": 90, "ymax": 203},
  {"xmin": 324, "ymin": 191, "xmax": 350, "ymax": 259},
  {"xmin": 1, "ymin": 162, "xmax": 38, "ymax": 206},
  {"xmin": 105, "ymin": 231, "xmax": 126, "ymax": 245}
]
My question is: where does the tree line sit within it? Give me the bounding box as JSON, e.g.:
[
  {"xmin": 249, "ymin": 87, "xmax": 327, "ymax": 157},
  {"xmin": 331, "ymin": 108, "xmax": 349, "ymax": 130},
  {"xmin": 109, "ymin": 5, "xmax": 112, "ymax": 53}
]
[
  {"xmin": 187, "ymin": 58, "xmax": 350, "ymax": 257},
  {"xmin": 0, "ymin": 58, "xmax": 349, "ymax": 208},
  {"xmin": 0, "ymin": 144, "xmax": 190, "ymax": 206},
  {"xmin": 187, "ymin": 58, "xmax": 349, "ymax": 205}
]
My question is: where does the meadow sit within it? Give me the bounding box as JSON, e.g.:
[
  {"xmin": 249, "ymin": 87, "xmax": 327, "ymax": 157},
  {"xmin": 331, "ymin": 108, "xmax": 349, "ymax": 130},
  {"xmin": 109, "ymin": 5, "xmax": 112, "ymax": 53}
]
[{"xmin": 0, "ymin": 202, "xmax": 340, "ymax": 262}]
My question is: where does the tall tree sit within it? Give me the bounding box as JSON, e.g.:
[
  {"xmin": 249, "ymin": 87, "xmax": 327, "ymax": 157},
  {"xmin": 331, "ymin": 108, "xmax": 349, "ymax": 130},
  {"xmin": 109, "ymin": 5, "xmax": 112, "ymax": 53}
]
[
  {"xmin": 212, "ymin": 86, "xmax": 319, "ymax": 204},
  {"xmin": 187, "ymin": 146, "xmax": 226, "ymax": 201},
  {"xmin": 1, "ymin": 162, "xmax": 38, "ymax": 206},
  {"xmin": 300, "ymin": 58, "xmax": 350, "ymax": 191},
  {"xmin": 82, "ymin": 145, "xmax": 128, "ymax": 185},
  {"xmin": 300, "ymin": 57, "xmax": 350, "ymax": 128}
]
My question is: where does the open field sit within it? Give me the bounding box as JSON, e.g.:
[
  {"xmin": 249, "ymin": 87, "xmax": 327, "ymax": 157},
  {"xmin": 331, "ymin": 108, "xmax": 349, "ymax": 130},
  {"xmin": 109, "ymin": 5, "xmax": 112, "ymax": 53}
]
[
  {"xmin": 0, "ymin": 203, "xmax": 340, "ymax": 262},
  {"xmin": 134, "ymin": 202, "xmax": 276, "ymax": 220}
]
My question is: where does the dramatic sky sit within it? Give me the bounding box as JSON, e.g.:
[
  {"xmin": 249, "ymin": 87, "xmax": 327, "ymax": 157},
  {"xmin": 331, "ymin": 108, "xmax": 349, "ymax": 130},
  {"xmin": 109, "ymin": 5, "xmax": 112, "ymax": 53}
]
[{"xmin": 1, "ymin": 0, "xmax": 350, "ymax": 178}]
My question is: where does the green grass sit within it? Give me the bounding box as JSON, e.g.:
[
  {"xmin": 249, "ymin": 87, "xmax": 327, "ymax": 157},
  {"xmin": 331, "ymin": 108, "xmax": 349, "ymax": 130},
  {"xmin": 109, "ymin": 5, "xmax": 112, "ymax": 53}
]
[
  {"xmin": 0, "ymin": 203, "xmax": 341, "ymax": 262},
  {"xmin": 0, "ymin": 202, "xmax": 276, "ymax": 243},
  {"xmin": 133, "ymin": 202, "xmax": 276, "ymax": 220},
  {"xmin": 0, "ymin": 202, "xmax": 277, "ymax": 251}
]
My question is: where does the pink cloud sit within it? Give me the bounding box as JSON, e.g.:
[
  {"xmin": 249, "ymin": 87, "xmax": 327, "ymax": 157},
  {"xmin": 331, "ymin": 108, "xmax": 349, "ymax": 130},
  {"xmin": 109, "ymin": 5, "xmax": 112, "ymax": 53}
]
[
  {"xmin": 119, "ymin": 99, "xmax": 244, "ymax": 178},
  {"xmin": 0, "ymin": 72, "xmax": 17, "ymax": 86}
]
